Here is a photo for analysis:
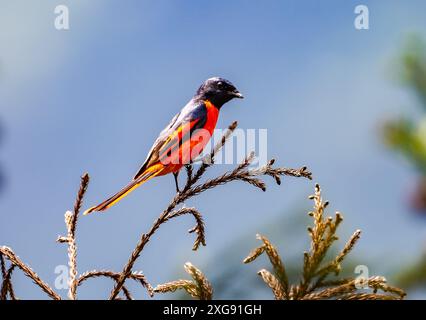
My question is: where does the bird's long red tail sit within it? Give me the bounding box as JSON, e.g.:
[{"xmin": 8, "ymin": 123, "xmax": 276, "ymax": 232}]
[{"xmin": 83, "ymin": 165, "xmax": 163, "ymax": 215}]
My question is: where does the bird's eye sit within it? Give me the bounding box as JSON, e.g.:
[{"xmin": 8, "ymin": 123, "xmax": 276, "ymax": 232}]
[{"xmin": 217, "ymin": 81, "xmax": 225, "ymax": 89}]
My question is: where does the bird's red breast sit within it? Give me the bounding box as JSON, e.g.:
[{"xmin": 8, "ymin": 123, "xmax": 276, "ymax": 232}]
[
  {"xmin": 155, "ymin": 100, "xmax": 219, "ymax": 175},
  {"xmin": 203, "ymin": 99, "xmax": 220, "ymax": 136}
]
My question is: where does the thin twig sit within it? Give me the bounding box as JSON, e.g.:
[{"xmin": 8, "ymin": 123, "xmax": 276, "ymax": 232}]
[
  {"xmin": 68, "ymin": 173, "xmax": 89, "ymax": 300},
  {"xmin": 184, "ymin": 262, "xmax": 213, "ymax": 300},
  {"xmin": 154, "ymin": 262, "xmax": 213, "ymax": 300},
  {"xmin": 0, "ymin": 254, "xmax": 16, "ymax": 299},
  {"xmin": 166, "ymin": 207, "xmax": 206, "ymax": 250},
  {"xmin": 71, "ymin": 173, "xmax": 90, "ymax": 236},
  {"xmin": 78, "ymin": 269, "xmax": 153, "ymax": 297},
  {"xmin": 57, "ymin": 173, "xmax": 90, "ymax": 300},
  {"xmin": 257, "ymin": 269, "xmax": 285, "ymax": 300},
  {"xmin": 121, "ymin": 286, "xmax": 133, "ymax": 300},
  {"xmin": 0, "ymin": 265, "xmax": 16, "ymax": 300},
  {"xmin": 0, "ymin": 246, "xmax": 61, "ymax": 300},
  {"xmin": 0, "ymin": 253, "xmax": 6, "ymax": 280}
]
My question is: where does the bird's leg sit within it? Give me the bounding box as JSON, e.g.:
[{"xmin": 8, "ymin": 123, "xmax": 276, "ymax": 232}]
[
  {"xmin": 184, "ymin": 163, "xmax": 192, "ymax": 180},
  {"xmin": 173, "ymin": 171, "xmax": 180, "ymax": 193}
]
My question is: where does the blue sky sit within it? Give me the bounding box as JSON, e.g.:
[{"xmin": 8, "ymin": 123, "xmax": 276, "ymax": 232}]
[{"xmin": 1, "ymin": 0, "xmax": 426, "ymax": 299}]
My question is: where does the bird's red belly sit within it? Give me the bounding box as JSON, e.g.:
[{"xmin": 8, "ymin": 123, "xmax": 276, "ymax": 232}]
[{"xmin": 159, "ymin": 101, "xmax": 219, "ymax": 175}]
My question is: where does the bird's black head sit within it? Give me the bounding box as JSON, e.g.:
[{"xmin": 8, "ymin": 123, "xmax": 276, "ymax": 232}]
[{"xmin": 195, "ymin": 77, "xmax": 243, "ymax": 108}]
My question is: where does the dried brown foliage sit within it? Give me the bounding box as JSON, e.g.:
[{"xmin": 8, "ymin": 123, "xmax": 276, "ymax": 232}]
[
  {"xmin": 0, "ymin": 121, "xmax": 311, "ymax": 300},
  {"xmin": 0, "ymin": 246, "xmax": 60, "ymax": 300},
  {"xmin": 244, "ymin": 184, "xmax": 406, "ymax": 300},
  {"xmin": 108, "ymin": 121, "xmax": 311, "ymax": 299},
  {"xmin": 154, "ymin": 262, "xmax": 213, "ymax": 300}
]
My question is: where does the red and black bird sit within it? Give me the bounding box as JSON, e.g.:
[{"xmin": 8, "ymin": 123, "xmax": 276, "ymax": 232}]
[{"xmin": 84, "ymin": 77, "xmax": 243, "ymax": 215}]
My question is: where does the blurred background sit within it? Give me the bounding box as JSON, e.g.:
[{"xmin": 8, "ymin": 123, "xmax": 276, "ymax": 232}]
[{"xmin": 1, "ymin": 0, "xmax": 426, "ymax": 299}]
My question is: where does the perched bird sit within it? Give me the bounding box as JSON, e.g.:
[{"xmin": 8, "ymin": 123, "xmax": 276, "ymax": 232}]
[{"xmin": 84, "ymin": 77, "xmax": 243, "ymax": 215}]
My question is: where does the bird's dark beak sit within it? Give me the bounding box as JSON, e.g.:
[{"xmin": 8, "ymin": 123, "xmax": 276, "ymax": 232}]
[{"xmin": 232, "ymin": 90, "xmax": 244, "ymax": 99}]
